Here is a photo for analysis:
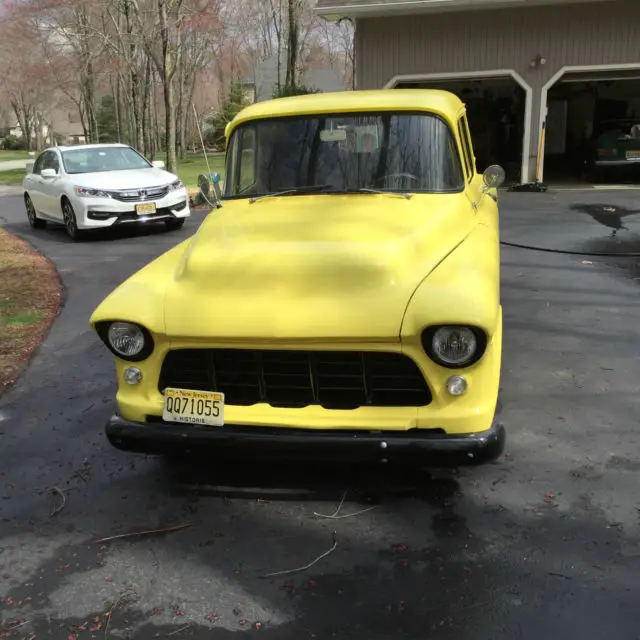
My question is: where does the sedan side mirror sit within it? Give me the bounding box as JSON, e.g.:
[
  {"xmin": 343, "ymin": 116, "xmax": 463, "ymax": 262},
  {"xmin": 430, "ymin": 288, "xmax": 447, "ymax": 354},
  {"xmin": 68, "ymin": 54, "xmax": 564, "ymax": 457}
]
[
  {"xmin": 482, "ymin": 165, "xmax": 506, "ymax": 190},
  {"xmin": 152, "ymin": 160, "xmax": 165, "ymax": 169},
  {"xmin": 41, "ymin": 168, "xmax": 57, "ymax": 178}
]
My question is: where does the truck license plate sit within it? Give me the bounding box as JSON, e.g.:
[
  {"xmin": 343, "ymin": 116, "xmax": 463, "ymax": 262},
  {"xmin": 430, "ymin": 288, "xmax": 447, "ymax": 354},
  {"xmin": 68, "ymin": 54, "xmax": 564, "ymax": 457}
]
[{"xmin": 162, "ymin": 388, "xmax": 224, "ymax": 426}]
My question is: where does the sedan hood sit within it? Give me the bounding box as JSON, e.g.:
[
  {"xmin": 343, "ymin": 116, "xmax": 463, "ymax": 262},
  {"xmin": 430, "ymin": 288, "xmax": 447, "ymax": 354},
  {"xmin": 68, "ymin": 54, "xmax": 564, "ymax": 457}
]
[
  {"xmin": 71, "ymin": 168, "xmax": 178, "ymax": 190},
  {"xmin": 165, "ymin": 194, "xmax": 475, "ymax": 340}
]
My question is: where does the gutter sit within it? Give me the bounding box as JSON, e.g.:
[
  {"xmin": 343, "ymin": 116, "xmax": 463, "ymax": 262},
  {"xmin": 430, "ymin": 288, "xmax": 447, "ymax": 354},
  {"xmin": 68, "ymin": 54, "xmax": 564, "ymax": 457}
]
[{"xmin": 314, "ymin": 0, "xmax": 613, "ymax": 19}]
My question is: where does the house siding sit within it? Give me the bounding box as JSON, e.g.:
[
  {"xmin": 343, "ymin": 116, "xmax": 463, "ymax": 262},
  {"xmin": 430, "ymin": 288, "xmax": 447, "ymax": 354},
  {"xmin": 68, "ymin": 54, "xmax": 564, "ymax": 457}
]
[{"xmin": 355, "ymin": 0, "xmax": 640, "ymax": 181}]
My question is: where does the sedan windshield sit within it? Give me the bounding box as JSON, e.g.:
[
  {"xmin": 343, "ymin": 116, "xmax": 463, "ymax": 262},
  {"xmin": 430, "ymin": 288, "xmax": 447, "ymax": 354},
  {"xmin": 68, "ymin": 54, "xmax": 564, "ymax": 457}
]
[
  {"xmin": 61, "ymin": 147, "xmax": 152, "ymax": 175},
  {"xmin": 224, "ymin": 112, "xmax": 464, "ymax": 199}
]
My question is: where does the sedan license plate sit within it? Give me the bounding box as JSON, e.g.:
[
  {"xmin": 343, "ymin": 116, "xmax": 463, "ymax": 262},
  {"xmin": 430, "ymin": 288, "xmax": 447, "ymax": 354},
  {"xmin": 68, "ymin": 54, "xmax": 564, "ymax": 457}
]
[
  {"xmin": 162, "ymin": 388, "xmax": 224, "ymax": 426},
  {"xmin": 136, "ymin": 202, "xmax": 157, "ymax": 215}
]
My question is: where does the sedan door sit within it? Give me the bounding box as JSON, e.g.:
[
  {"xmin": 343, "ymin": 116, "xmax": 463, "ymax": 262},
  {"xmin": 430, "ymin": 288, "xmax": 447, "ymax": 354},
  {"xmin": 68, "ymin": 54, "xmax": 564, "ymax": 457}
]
[
  {"xmin": 25, "ymin": 152, "xmax": 47, "ymax": 212},
  {"xmin": 38, "ymin": 150, "xmax": 64, "ymax": 220}
]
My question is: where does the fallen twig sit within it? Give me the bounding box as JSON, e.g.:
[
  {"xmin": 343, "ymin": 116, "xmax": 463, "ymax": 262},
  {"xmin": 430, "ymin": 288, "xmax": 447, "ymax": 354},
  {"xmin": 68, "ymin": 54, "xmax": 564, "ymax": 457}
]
[
  {"xmin": 313, "ymin": 491, "xmax": 346, "ymax": 518},
  {"xmin": 261, "ymin": 532, "xmax": 337, "ymax": 578},
  {"xmin": 104, "ymin": 589, "xmax": 137, "ymax": 639},
  {"xmin": 50, "ymin": 486, "xmax": 66, "ymax": 517},
  {"xmin": 3, "ymin": 619, "xmax": 28, "ymax": 632},
  {"xmin": 94, "ymin": 523, "xmax": 192, "ymax": 545},
  {"xmin": 313, "ymin": 490, "xmax": 377, "ymax": 520},
  {"xmin": 315, "ymin": 506, "xmax": 378, "ymax": 520},
  {"xmin": 167, "ymin": 623, "xmax": 192, "ymax": 636}
]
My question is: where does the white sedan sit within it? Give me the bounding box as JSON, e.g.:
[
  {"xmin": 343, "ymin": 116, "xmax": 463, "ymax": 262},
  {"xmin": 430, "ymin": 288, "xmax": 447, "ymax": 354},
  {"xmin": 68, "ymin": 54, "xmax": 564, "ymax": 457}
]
[{"xmin": 22, "ymin": 143, "xmax": 190, "ymax": 240}]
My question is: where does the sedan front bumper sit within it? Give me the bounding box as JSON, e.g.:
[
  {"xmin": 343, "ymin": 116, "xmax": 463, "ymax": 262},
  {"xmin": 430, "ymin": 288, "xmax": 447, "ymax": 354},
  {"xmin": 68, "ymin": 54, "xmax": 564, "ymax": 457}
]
[{"xmin": 105, "ymin": 415, "xmax": 506, "ymax": 467}]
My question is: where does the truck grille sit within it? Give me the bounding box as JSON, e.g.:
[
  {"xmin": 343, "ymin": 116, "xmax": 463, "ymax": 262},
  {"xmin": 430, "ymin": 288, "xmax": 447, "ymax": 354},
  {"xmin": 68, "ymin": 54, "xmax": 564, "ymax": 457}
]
[
  {"xmin": 158, "ymin": 349, "xmax": 431, "ymax": 410},
  {"xmin": 111, "ymin": 185, "xmax": 169, "ymax": 202}
]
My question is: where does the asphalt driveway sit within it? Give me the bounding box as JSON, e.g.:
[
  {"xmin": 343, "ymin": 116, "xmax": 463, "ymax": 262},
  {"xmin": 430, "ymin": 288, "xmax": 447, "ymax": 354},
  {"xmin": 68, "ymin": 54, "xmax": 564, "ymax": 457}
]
[{"xmin": 1, "ymin": 188, "xmax": 639, "ymax": 639}]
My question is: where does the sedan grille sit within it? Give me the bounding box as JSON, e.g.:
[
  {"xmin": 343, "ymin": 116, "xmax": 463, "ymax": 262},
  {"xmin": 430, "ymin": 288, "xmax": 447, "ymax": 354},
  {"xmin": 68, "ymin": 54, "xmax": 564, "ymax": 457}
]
[
  {"xmin": 110, "ymin": 185, "xmax": 169, "ymax": 202},
  {"xmin": 158, "ymin": 349, "xmax": 432, "ymax": 410}
]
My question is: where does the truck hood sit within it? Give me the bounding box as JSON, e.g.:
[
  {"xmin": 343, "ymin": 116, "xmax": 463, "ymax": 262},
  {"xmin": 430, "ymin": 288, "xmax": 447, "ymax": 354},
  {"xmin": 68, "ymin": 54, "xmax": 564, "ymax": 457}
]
[{"xmin": 165, "ymin": 193, "xmax": 475, "ymax": 340}]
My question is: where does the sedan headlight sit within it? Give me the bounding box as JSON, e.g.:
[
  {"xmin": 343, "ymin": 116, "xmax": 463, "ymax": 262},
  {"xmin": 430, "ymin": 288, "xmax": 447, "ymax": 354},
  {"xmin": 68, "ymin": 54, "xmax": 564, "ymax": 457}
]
[
  {"xmin": 74, "ymin": 186, "xmax": 112, "ymax": 198},
  {"xmin": 96, "ymin": 321, "xmax": 154, "ymax": 361},
  {"xmin": 422, "ymin": 325, "xmax": 486, "ymax": 368},
  {"xmin": 168, "ymin": 180, "xmax": 185, "ymax": 192}
]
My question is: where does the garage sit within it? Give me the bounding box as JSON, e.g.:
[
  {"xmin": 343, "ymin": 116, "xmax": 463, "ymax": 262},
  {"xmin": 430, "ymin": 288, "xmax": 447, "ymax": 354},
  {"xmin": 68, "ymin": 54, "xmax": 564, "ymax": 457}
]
[
  {"xmin": 389, "ymin": 73, "xmax": 531, "ymax": 184},
  {"xmin": 542, "ymin": 68, "xmax": 640, "ymax": 184}
]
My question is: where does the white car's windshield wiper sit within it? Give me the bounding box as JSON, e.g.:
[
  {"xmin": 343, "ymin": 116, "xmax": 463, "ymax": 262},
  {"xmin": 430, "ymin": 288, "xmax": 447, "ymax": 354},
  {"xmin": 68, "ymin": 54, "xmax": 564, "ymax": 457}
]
[
  {"xmin": 249, "ymin": 185, "xmax": 337, "ymax": 204},
  {"xmin": 355, "ymin": 188, "xmax": 413, "ymax": 200}
]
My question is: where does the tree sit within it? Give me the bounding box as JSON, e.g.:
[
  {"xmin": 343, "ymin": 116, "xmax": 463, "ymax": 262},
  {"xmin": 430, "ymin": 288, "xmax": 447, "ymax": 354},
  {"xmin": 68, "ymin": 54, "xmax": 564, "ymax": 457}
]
[{"xmin": 206, "ymin": 78, "xmax": 249, "ymax": 150}]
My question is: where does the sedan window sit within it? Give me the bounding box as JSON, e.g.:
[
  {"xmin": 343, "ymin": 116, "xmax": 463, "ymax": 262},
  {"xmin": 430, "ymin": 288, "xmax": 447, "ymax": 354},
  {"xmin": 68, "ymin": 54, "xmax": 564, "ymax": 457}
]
[{"xmin": 61, "ymin": 147, "xmax": 152, "ymax": 174}]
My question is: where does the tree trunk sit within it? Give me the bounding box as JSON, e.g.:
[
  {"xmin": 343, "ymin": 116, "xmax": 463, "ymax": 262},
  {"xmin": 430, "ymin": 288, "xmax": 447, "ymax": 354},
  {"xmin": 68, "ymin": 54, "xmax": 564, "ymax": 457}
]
[
  {"xmin": 115, "ymin": 74, "xmax": 123, "ymax": 142},
  {"xmin": 285, "ymin": 0, "xmax": 298, "ymax": 88},
  {"xmin": 142, "ymin": 58, "xmax": 152, "ymax": 156},
  {"xmin": 157, "ymin": 0, "xmax": 180, "ymax": 173}
]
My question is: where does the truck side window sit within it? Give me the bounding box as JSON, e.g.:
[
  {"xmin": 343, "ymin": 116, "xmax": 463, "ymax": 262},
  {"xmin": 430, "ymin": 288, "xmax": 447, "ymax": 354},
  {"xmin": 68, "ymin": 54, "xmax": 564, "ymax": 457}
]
[{"xmin": 457, "ymin": 119, "xmax": 473, "ymax": 181}]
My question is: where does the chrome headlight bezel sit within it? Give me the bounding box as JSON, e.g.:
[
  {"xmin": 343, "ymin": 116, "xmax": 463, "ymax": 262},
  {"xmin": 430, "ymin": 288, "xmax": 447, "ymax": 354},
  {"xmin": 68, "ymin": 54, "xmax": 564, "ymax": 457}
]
[
  {"xmin": 421, "ymin": 325, "xmax": 487, "ymax": 369},
  {"xmin": 168, "ymin": 179, "xmax": 185, "ymax": 192},
  {"xmin": 74, "ymin": 186, "xmax": 112, "ymax": 198},
  {"xmin": 95, "ymin": 320, "xmax": 154, "ymax": 362}
]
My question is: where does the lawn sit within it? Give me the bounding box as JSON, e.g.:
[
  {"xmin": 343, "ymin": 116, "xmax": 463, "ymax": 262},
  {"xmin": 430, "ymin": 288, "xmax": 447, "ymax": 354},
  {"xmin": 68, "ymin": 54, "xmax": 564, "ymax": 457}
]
[
  {"xmin": 176, "ymin": 153, "xmax": 226, "ymax": 193},
  {"xmin": 0, "ymin": 168, "xmax": 26, "ymax": 185},
  {"xmin": 0, "ymin": 229, "xmax": 61, "ymax": 391},
  {"xmin": 0, "ymin": 153, "xmax": 226, "ymax": 191},
  {"xmin": 0, "ymin": 150, "xmax": 32, "ymax": 162}
]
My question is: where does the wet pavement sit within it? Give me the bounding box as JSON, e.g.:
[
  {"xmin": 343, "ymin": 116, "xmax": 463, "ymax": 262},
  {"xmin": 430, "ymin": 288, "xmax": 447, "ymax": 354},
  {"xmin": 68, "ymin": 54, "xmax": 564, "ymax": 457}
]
[{"xmin": 1, "ymin": 190, "xmax": 640, "ymax": 639}]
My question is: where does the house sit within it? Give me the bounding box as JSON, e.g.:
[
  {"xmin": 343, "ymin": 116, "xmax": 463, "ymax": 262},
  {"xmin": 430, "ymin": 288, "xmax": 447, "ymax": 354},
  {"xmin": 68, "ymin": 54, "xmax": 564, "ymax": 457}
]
[
  {"xmin": 243, "ymin": 54, "xmax": 345, "ymax": 103},
  {"xmin": 8, "ymin": 109, "xmax": 86, "ymax": 146},
  {"xmin": 314, "ymin": 0, "xmax": 640, "ymax": 184}
]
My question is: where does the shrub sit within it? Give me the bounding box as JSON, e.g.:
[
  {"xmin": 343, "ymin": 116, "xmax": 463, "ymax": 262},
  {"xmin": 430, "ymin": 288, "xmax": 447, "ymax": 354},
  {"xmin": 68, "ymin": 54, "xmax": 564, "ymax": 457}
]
[{"xmin": 1, "ymin": 134, "xmax": 26, "ymax": 151}]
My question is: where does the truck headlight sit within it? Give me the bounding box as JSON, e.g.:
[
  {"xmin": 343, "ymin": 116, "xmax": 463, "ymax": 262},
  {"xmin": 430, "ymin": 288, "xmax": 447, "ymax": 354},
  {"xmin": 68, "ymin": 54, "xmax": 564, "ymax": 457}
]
[
  {"xmin": 422, "ymin": 325, "xmax": 486, "ymax": 368},
  {"xmin": 96, "ymin": 321, "xmax": 154, "ymax": 361}
]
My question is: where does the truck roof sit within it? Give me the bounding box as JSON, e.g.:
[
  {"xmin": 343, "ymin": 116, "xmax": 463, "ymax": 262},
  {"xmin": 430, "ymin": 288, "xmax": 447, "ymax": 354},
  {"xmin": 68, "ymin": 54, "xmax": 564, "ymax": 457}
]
[{"xmin": 227, "ymin": 89, "xmax": 465, "ymax": 138}]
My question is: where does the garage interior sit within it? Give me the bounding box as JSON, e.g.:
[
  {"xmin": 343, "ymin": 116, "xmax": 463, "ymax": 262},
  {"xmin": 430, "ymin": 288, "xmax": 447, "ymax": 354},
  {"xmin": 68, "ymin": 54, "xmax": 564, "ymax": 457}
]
[
  {"xmin": 544, "ymin": 72, "xmax": 640, "ymax": 184},
  {"xmin": 395, "ymin": 78, "xmax": 526, "ymax": 182}
]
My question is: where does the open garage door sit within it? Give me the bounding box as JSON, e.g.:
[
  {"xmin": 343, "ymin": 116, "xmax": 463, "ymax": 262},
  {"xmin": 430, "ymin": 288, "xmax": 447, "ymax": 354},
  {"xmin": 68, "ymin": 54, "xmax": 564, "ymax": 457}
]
[
  {"xmin": 391, "ymin": 74, "xmax": 529, "ymax": 184},
  {"xmin": 543, "ymin": 68, "xmax": 640, "ymax": 185}
]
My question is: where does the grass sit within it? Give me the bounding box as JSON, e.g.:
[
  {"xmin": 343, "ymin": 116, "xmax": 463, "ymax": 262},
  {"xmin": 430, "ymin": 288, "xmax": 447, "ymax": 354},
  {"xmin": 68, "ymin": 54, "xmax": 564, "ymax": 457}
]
[
  {"xmin": 0, "ymin": 168, "xmax": 26, "ymax": 185},
  {"xmin": 0, "ymin": 229, "xmax": 61, "ymax": 392},
  {"xmin": 0, "ymin": 153, "xmax": 226, "ymax": 190},
  {"xmin": 0, "ymin": 150, "xmax": 31, "ymax": 161},
  {"xmin": 176, "ymin": 154, "xmax": 226, "ymax": 193}
]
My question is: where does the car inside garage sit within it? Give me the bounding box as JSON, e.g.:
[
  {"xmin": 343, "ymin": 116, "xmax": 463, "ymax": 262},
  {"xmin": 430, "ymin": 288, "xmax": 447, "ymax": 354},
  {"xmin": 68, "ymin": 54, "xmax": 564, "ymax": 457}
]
[
  {"xmin": 543, "ymin": 72, "xmax": 640, "ymax": 184},
  {"xmin": 395, "ymin": 77, "xmax": 527, "ymax": 182}
]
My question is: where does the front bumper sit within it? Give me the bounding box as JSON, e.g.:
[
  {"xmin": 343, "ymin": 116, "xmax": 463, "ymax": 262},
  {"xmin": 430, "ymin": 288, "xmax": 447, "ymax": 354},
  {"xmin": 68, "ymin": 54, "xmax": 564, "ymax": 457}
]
[
  {"xmin": 76, "ymin": 190, "xmax": 190, "ymax": 228},
  {"xmin": 105, "ymin": 415, "xmax": 506, "ymax": 467}
]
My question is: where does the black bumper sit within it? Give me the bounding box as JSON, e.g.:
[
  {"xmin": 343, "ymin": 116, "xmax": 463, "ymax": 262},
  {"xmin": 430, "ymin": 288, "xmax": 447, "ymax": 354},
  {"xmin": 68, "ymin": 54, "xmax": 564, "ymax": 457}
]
[{"xmin": 105, "ymin": 415, "xmax": 506, "ymax": 467}]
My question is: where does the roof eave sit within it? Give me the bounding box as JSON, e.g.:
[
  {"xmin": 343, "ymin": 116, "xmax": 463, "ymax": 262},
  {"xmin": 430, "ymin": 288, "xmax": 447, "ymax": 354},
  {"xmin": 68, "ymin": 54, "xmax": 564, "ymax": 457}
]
[{"xmin": 314, "ymin": 0, "xmax": 616, "ymax": 19}]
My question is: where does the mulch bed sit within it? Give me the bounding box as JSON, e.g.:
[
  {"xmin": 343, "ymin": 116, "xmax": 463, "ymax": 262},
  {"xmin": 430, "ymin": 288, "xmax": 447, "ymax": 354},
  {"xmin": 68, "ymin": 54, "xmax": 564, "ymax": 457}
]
[{"xmin": 0, "ymin": 229, "xmax": 62, "ymax": 393}]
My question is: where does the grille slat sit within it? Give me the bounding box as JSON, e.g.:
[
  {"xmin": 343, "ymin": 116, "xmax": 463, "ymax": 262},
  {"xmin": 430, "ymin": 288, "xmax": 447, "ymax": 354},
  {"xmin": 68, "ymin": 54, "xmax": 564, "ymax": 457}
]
[
  {"xmin": 158, "ymin": 349, "xmax": 431, "ymax": 409},
  {"xmin": 111, "ymin": 185, "xmax": 170, "ymax": 202}
]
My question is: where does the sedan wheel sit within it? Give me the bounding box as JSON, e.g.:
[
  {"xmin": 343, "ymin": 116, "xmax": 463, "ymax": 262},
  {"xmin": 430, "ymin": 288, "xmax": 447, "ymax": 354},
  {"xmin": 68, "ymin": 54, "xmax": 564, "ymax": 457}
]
[
  {"xmin": 62, "ymin": 200, "xmax": 81, "ymax": 241},
  {"xmin": 25, "ymin": 195, "xmax": 46, "ymax": 229}
]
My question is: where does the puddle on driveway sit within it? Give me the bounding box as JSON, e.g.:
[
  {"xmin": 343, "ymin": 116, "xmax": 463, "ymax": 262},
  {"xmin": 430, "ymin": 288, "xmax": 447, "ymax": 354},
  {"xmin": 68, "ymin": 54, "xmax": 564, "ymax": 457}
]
[
  {"xmin": 570, "ymin": 203, "xmax": 640, "ymax": 237},
  {"xmin": 567, "ymin": 204, "xmax": 640, "ymax": 284}
]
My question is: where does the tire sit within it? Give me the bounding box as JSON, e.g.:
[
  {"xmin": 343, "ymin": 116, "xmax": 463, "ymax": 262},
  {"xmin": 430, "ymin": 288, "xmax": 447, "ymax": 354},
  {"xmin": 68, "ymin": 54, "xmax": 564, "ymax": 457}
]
[
  {"xmin": 61, "ymin": 198, "xmax": 82, "ymax": 241},
  {"xmin": 25, "ymin": 194, "xmax": 46, "ymax": 229},
  {"xmin": 165, "ymin": 218, "xmax": 185, "ymax": 231}
]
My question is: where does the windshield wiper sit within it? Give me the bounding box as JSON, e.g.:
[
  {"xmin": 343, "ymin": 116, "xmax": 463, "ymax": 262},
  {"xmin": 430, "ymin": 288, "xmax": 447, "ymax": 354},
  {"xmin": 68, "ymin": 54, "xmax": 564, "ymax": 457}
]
[
  {"xmin": 249, "ymin": 185, "xmax": 337, "ymax": 204},
  {"xmin": 356, "ymin": 188, "xmax": 413, "ymax": 200}
]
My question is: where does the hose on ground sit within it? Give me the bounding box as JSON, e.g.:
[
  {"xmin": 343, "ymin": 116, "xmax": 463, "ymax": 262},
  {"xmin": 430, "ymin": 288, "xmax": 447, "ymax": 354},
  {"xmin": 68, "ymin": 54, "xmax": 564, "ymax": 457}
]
[{"xmin": 500, "ymin": 240, "xmax": 640, "ymax": 258}]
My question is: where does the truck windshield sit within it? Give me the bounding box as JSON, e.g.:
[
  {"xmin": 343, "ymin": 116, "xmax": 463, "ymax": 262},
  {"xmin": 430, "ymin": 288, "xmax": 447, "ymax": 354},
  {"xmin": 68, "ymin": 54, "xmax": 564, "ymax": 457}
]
[{"xmin": 224, "ymin": 112, "xmax": 464, "ymax": 199}]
